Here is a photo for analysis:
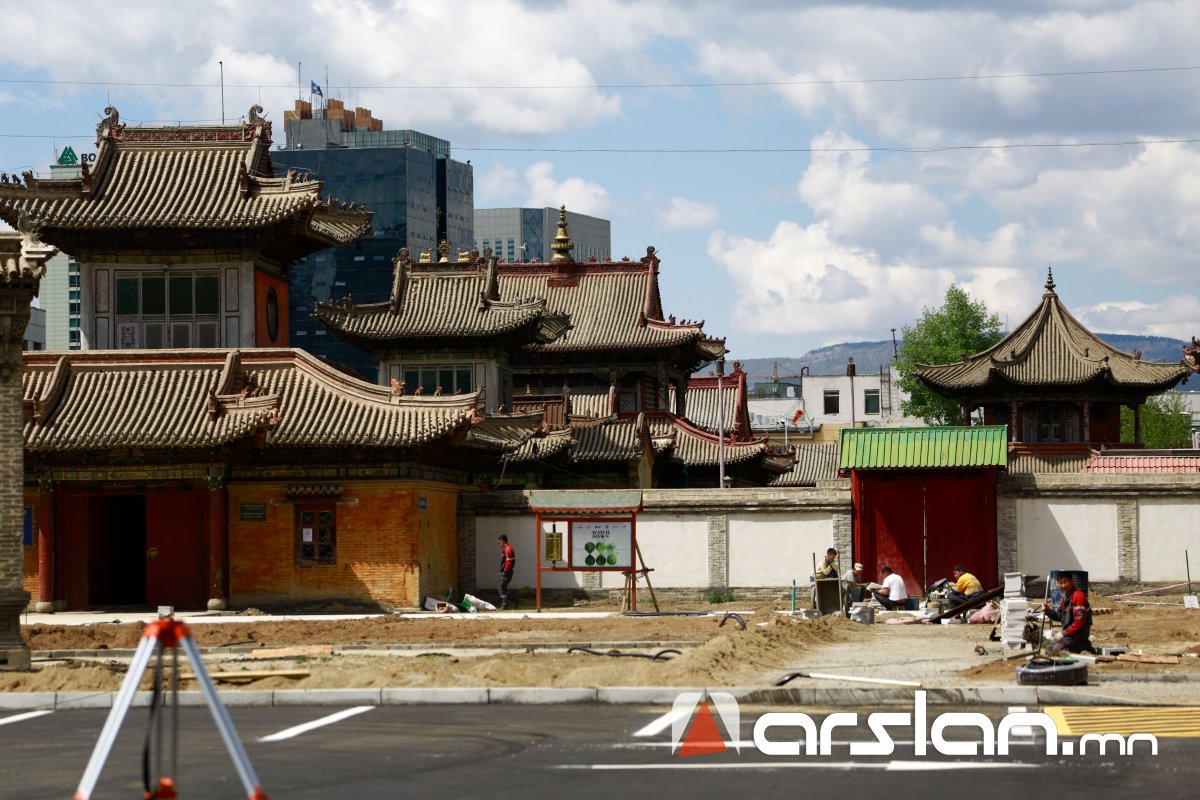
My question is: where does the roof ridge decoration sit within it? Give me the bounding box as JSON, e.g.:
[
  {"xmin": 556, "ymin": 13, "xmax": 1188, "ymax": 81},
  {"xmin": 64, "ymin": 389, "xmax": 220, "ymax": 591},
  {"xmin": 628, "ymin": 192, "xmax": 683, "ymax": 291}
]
[
  {"xmin": 389, "ymin": 248, "xmax": 411, "ymax": 314},
  {"xmin": 23, "ymin": 354, "xmax": 70, "ymax": 425},
  {"xmin": 550, "ymin": 204, "xmax": 574, "ymax": 263}
]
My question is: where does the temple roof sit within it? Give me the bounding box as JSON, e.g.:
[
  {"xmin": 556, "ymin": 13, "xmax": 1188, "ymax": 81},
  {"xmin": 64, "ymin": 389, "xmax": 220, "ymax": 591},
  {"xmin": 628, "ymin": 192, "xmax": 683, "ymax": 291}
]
[
  {"xmin": 315, "ymin": 210, "xmax": 725, "ymax": 365},
  {"xmin": 22, "ymin": 348, "xmax": 478, "ymax": 453},
  {"xmin": 917, "ymin": 270, "xmax": 1186, "ymax": 398},
  {"xmin": 501, "ymin": 250, "xmax": 724, "ymax": 359},
  {"xmin": 769, "ymin": 443, "xmax": 842, "ymax": 486},
  {"xmin": 671, "ymin": 361, "xmax": 752, "ymax": 440},
  {"xmin": 0, "ymin": 106, "xmax": 372, "ymax": 262},
  {"xmin": 314, "ymin": 250, "xmax": 570, "ymax": 350}
]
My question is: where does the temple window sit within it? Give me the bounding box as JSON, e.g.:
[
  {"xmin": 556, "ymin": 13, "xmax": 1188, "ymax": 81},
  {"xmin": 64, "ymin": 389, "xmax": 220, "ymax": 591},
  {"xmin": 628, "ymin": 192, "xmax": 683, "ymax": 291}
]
[
  {"xmin": 114, "ymin": 270, "xmax": 220, "ymax": 349},
  {"xmin": 295, "ymin": 505, "xmax": 336, "ymax": 566}
]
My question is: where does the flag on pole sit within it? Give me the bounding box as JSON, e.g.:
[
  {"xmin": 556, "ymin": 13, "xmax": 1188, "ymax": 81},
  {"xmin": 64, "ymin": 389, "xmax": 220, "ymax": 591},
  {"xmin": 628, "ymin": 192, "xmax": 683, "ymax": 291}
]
[{"xmin": 311, "ymin": 80, "xmax": 323, "ymax": 97}]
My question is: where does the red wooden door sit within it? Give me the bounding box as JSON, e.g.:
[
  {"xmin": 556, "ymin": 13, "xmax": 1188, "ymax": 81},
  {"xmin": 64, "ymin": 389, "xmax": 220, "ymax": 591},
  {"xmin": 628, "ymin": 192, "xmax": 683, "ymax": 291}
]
[
  {"xmin": 145, "ymin": 493, "xmax": 203, "ymax": 607},
  {"xmin": 853, "ymin": 470, "xmax": 997, "ymax": 598}
]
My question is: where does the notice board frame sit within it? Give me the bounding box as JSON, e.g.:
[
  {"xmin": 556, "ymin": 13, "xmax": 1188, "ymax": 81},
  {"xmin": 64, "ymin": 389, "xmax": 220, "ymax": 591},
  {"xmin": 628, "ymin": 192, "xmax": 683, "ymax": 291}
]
[{"xmin": 529, "ymin": 490, "xmax": 642, "ymax": 611}]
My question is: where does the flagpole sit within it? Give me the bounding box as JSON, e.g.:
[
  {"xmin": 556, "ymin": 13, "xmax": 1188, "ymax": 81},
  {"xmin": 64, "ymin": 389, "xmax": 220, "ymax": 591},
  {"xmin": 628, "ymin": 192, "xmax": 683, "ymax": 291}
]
[
  {"xmin": 297, "ymin": 62, "xmax": 301, "ymax": 101},
  {"xmin": 219, "ymin": 61, "xmax": 225, "ymax": 125}
]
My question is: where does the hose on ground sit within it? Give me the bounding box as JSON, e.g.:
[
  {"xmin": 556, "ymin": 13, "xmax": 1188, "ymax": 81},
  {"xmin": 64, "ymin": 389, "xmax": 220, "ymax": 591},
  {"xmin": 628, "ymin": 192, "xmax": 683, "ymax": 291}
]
[{"xmin": 566, "ymin": 646, "xmax": 682, "ymax": 661}]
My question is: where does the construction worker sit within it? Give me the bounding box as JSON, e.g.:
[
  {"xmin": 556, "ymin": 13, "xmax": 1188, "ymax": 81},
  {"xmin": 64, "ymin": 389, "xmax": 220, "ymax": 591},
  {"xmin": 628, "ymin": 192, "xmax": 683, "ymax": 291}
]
[
  {"xmin": 1046, "ymin": 572, "xmax": 1093, "ymax": 654},
  {"xmin": 497, "ymin": 535, "xmax": 518, "ymax": 610},
  {"xmin": 945, "ymin": 564, "xmax": 984, "ymax": 607}
]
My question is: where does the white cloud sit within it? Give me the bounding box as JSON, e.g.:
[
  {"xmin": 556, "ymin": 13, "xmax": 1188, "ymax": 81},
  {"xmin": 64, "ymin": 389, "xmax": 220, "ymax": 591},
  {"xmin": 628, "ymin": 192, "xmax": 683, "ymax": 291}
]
[
  {"xmin": 709, "ymin": 220, "xmax": 952, "ymax": 340},
  {"xmin": 521, "ymin": 161, "xmax": 610, "ymax": 215},
  {"xmin": 477, "ymin": 163, "xmax": 519, "ymax": 204},
  {"xmin": 1075, "ymin": 296, "xmax": 1200, "ymax": 339},
  {"xmin": 656, "ymin": 196, "xmax": 720, "ymax": 230},
  {"xmin": 797, "ymin": 130, "xmax": 947, "ymax": 250},
  {"xmin": 993, "ymin": 142, "xmax": 1200, "ymax": 282}
]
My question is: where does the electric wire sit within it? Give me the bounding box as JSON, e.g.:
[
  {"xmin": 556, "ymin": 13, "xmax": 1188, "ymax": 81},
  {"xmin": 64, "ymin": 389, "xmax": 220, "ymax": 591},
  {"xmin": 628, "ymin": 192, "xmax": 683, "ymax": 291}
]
[{"xmin": 3, "ymin": 63, "xmax": 1200, "ymax": 90}]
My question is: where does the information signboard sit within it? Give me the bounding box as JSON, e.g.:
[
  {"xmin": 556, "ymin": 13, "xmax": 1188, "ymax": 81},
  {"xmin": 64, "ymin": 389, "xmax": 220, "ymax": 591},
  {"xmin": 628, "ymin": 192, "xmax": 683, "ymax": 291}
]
[{"xmin": 570, "ymin": 520, "xmax": 632, "ymax": 569}]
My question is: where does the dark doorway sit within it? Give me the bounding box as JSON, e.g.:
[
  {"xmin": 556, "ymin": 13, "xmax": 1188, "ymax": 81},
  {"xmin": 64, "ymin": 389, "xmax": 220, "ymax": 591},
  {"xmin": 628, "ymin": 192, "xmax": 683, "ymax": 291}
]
[{"xmin": 87, "ymin": 495, "xmax": 146, "ymax": 606}]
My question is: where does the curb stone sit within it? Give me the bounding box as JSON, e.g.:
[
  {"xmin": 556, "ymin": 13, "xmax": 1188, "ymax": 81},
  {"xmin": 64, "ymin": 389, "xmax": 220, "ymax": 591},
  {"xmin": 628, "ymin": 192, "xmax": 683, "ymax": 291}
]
[{"xmin": 0, "ymin": 684, "xmax": 1173, "ymax": 711}]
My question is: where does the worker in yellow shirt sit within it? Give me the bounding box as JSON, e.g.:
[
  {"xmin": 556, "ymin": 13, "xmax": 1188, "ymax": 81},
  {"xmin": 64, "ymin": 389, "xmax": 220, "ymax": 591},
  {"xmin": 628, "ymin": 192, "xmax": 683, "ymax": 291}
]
[{"xmin": 945, "ymin": 564, "xmax": 984, "ymax": 608}]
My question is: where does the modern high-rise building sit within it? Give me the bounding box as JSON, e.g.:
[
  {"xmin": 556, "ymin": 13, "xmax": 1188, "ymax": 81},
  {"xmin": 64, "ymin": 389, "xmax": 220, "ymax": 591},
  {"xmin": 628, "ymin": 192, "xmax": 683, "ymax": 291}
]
[
  {"xmin": 31, "ymin": 153, "xmax": 86, "ymax": 350},
  {"xmin": 36, "ymin": 251, "xmax": 81, "ymax": 350},
  {"xmin": 273, "ymin": 99, "xmax": 473, "ymax": 379},
  {"xmin": 475, "ymin": 207, "xmax": 610, "ymax": 263}
]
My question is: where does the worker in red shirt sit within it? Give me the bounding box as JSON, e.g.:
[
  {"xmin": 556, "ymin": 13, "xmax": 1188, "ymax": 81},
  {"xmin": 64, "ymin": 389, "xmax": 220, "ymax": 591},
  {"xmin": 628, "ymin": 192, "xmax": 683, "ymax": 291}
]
[
  {"xmin": 497, "ymin": 535, "xmax": 517, "ymax": 610},
  {"xmin": 1046, "ymin": 572, "xmax": 1093, "ymax": 654}
]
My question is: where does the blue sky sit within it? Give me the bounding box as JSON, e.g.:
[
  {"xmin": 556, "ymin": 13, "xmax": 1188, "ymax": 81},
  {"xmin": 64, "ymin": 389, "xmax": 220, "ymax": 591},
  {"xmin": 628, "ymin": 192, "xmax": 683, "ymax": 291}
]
[{"xmin": 2, "ymin": 0, "xmax": 1199, "ymax": 359}]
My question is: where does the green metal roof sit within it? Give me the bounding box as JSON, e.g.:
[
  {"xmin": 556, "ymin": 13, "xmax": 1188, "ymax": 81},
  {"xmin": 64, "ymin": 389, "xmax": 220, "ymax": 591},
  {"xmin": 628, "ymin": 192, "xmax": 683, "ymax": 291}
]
[{"xmin": 839, "ymin": 426, "xmax": 1008, "ymax": 470}]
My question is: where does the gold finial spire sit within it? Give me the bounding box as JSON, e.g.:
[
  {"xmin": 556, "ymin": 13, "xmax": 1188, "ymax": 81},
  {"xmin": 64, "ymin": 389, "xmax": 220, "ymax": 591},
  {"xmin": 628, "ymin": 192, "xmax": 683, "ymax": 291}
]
[
  {"xmin": 550, "ymin": 204, "xmax": 574, "ymax": 263},
  {"xmin": 1044, "ymin": 265, "xmax": 1056, "ymax": 294},
  {"xmin": 437, "ymin": 240, "xmax": 450, "ymax": 263}
]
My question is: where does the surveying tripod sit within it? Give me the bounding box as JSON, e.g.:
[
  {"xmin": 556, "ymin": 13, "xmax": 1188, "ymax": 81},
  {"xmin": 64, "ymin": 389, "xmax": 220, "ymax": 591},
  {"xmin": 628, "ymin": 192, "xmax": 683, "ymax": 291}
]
[{"xmin": 74, "ymin": 616, "xmax": 270, "ymax": 799}]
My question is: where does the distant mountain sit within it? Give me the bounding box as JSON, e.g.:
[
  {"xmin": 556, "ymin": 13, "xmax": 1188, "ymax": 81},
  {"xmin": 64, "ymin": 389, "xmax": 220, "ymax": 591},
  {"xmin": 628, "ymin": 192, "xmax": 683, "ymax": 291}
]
[{"xmin": 732, "ymin": 333, "xmax": 1188, "ymax": 381}]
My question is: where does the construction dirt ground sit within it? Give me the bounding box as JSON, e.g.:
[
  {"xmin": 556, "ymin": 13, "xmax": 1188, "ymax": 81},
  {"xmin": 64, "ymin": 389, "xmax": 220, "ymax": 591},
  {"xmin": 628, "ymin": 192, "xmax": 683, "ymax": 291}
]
[{"xmin": 6, "ymin": 594, "xmax": 1199, "ymax": 702}]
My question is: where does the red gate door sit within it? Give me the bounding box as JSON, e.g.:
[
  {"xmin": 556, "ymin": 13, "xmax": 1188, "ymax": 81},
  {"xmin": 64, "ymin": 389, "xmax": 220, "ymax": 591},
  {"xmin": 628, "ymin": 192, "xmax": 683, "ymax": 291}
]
[{"xmin": 145, "ymin": 493, "xmax": 203, "ymax": 608}]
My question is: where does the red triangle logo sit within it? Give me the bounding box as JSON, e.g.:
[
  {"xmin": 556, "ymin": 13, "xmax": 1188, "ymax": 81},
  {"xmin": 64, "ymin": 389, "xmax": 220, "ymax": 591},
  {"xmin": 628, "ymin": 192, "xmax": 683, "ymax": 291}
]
[{"xmin": 677, "ymin": 699, "xmax": 728, "ymax": 757}]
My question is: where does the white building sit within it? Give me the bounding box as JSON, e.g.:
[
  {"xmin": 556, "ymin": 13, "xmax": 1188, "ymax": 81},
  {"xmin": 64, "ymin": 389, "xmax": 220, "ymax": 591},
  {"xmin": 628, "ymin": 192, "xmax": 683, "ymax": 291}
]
[{"xmin": 747, "ymin": 365, "xmax": 924, "ymax": 440}]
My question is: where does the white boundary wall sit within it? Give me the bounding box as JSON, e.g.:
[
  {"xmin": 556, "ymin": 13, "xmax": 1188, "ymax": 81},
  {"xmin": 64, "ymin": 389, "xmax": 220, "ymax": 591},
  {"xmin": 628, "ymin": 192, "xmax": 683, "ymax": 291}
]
[
  {"xmin": 1138, "ymin": 498, "xmax": 1200, "ymax": 582},
  {"xmin": 467, "ymin": 475, "xmax": 1200, "ymax": 594},
  {"xmin": 999, "ymin": 473, "xmax": 1200, "ymax": 584},
  {"xmin": 465, "ymin": 487, "xmax": 851, "ymax": 593},
  {"xmin": 727, "ymin": 512, "xmax": 834, "ymax": 587},
  {"xmin": 1014, "ymin": 498, "xmax": 1119, "ymax": 581}
]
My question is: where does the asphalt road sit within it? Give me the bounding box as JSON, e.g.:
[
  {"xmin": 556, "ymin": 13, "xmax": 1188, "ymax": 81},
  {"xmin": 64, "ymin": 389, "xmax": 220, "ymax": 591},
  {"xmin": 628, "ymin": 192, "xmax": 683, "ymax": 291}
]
[{"xmin": 1, "ymin": 703, "xmax": 1193, "ymax": 798}]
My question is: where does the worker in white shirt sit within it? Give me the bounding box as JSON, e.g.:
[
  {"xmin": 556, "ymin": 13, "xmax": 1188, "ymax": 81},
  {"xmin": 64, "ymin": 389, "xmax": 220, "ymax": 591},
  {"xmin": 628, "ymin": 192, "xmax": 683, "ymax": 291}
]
[{"xmin": 870, "ymin": 565, "xmax": 909, "ymax": 611}]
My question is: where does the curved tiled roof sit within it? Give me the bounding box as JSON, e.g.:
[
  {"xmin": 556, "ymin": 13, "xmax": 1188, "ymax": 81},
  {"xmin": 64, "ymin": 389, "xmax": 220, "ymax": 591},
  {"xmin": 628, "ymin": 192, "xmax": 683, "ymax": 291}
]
[
  {"xmin": 22, "ymin": 348, "xmax": 478, "ymax": 453},
  {"xmin": 0, "ymin": 107, "xmax": 371, "ymax": 260},
  {"xmin": 500, "ymin": 428, "xmax": 575, "ymax": 463},
  {"xmin": 315, "ymin": 259, "xmax": 568, "ymax": 346},
  {"xmin": 673, "ymin": 363, "xmax": 751, "ymax": 440},
  {"xmin": 664, "ymin": 416, "xmax": 772, "ymax": 466},
  {"xmin": 769, "ymin": 443, "xmax": 841, "ymax": 486},
  {"xmin": 570, "ymin": 417, "xmax": 644, "ymax": 462},
  {"xmin": 567, "ymin": 388, "xmax": 613, "ymax": 419},
  {"xmin": 918, "ymin": 274, "xmax": 1186, "ymax": 396},
  {"xmin": 501, "ymin": 264, "xmax": 721, "ymax": 354}
]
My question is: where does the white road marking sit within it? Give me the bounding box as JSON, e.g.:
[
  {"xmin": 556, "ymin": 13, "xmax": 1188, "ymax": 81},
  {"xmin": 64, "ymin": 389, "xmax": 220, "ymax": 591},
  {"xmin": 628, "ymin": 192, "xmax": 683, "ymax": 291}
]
[
  {"xmin": 616, "ymin": 740, "xmax": 1038, "ymax": 749},
  {"xmin": 561, "ymin": 760, "xmax": 1037, "ymax": 771},
  {"xmin": 258, "ymin": 706, "xmax": 375, "ymax": 742},
  {"xmin": 0, "ymin": 710, "xmax": 53, "ymax": 727},
  {"xmin": 885, "ymin": 761, "xmax": 1038, "ymax": 771},
  {"xmin": 632, "ymin": 708, "xmax": 691, "ymax": 738}
]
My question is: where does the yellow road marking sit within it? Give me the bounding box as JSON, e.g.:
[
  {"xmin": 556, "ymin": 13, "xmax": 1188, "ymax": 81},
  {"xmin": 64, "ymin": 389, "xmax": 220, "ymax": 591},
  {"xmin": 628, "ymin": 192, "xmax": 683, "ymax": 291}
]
[{"xmin": 1043, "ymin": 706, "xmax": 1200, "ymax": 738}]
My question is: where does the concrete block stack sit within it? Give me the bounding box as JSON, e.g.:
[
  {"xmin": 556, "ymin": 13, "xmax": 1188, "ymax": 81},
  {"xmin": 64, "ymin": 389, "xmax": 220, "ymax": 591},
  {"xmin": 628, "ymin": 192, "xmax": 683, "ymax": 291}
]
[{"xmin": 998, "ymin": 572, "xmax": 1029, "ymax": 651}]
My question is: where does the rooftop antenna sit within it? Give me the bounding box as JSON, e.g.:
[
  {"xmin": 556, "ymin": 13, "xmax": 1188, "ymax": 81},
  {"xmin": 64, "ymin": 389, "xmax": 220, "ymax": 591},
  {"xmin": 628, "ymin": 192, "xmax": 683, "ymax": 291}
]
[
  {"xmin": 890, "ymin": 328, "xmax": 898, "ymax": 359},
  {"xmin": 297, "ymin": 61, "xmax": 301, "ymax": 101}
]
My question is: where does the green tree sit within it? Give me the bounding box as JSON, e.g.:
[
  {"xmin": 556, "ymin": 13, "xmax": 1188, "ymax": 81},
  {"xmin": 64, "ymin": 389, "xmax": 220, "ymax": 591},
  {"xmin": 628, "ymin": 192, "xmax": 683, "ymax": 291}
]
[
  {"xmin": 895, "ymin": 285, "xmax": 1004, "ymax": 425},
  {"xmin": 1120, "ymin": 392, "xmax": 1192, "ymax": 448}
]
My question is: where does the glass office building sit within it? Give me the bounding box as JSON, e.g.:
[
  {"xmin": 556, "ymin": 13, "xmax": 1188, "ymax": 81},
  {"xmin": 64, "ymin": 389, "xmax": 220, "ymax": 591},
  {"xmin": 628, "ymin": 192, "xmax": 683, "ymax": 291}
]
[
  {"xmin": 274, "ymin": 119, "xmax": 473, "ymax": 380},
  {"xmin": 475, "ymin": 208, "xmax": 610, "ymax": 263}
]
